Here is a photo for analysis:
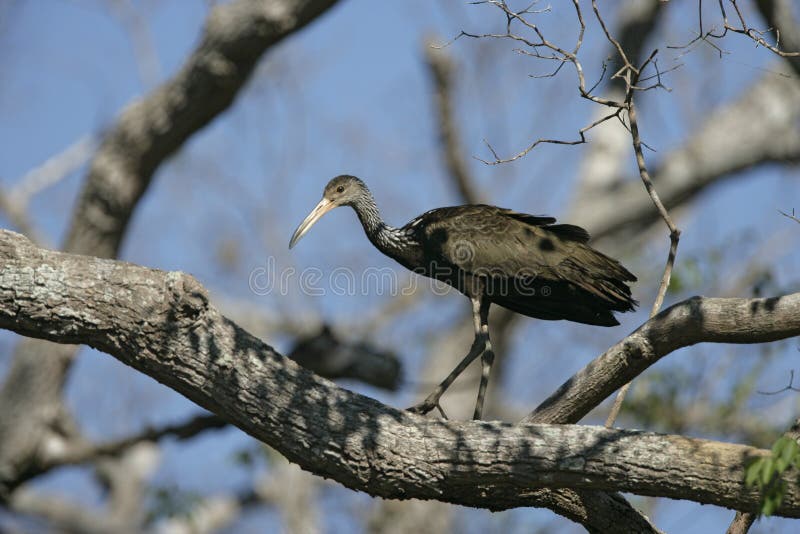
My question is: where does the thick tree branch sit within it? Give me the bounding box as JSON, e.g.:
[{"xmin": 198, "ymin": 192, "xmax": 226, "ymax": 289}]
[
  {"xmin": 15, "ymin": 326, "xmax": 401, "ymax": 483},
  {"xmin": 67, "ymin": 0, "xmax": 340, "ymax": 258},
  {"xmin": 525, "ymin": 293, "xmax": 800, "ymax": 425},
  {"xmin": 2, "ymin": 230, "xmax": 799, "ymax": 517},
  {"xmin": 288, "ymin": 325, "xmax": 401, "ymax": 391}
]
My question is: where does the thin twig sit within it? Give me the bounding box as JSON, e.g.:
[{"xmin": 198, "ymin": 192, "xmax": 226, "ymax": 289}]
[
  {"xmin": 475, "ymin": 109, "xmax": 622, "ymax": 165},
  {"xmin": 605, "ymin": 50, "xmax": 681, "ymax": 428},
  {"xmin": 668, "ymin": 0, "xmax": 800, "ymax": 59},
  {"xmin": 459, "ymin": 0, "xmax": 646, "ymax": 164},
  {"xmin": 757, "ymin": 369, "xmax": 800, "ymax": 395},
  {"xmin": 107, "ymin": 0, "xmax": 162, "ymax": 88},
  {"xmin": 779, "ymin": 208, "xmax": 800, "ymax": 225}
]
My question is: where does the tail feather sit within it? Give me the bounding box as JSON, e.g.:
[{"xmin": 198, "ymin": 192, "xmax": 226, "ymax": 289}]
[
  {"xmin": 486, "ymin": 277, "xmax": 629, "ymax": 326},
  {"xmin": 555, "ymin": 247, "xmax": 637, "ymax": 313},
  {"xmin": 485, "ymin": 245, "xmax": 637, "ymax": 326},
  {"xmin": 492, "ymin": 292, "xmax": 620, "ymax": 326}
]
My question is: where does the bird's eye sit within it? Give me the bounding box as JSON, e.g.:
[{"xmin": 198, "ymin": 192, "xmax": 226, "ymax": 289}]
[{"xmin": 336, "ymin": 186, "xmax": 344, "ymax": 193}]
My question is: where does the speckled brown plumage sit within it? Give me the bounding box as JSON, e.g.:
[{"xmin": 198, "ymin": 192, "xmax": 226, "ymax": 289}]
[{"xmin": 397, "ymin": 204, "xmax": 637, "ymax": 326}]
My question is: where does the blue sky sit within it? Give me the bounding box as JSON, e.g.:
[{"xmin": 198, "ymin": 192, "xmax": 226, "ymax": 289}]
[{"xmin": 1, "ymin": 1, "xmax": 799, "ymax": 532}]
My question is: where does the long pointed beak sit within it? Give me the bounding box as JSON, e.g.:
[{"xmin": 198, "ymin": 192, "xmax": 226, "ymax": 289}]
[{"xmin": 289, "ymin": 198, "xmax": 336, "ymax": 249}]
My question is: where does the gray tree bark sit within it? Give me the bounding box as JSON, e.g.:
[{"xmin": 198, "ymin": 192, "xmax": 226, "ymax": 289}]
[{"xmin": 2, "ymin": 229, "xmax": 799, "ymax": 518}]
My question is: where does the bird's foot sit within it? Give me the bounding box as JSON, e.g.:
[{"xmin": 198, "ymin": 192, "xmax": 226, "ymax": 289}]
[{"xmin": 407, "ymin": 397, "xmax": 448, "ymax": 419}]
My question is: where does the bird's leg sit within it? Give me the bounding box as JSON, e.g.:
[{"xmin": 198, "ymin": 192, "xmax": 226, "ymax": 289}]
[
  {"xmin": 408, "ymin": 297, "xmax": 487, "ymax": 418},
  {"xmin": 472, "ymin": 299, "xmax": 494, "ymax": 420},
  {"xmin": 408, "ymin": 335, "xmax": 486, "ymax": 417}
]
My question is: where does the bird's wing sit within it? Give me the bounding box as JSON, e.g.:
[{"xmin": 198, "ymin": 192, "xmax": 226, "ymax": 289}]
[
  {"xmin": 421, "ymin": 206, "xmax": 579, "ymax": 276},
  {"xmin": 421, "ymin": 205, "xmax": 635, "ymax": 303}
]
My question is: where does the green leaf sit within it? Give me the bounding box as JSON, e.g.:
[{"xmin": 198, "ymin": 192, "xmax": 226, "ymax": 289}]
[
  {"xmin": 745, "ymin": 460, "xmax": 763, "ymax": 487},
  {"xmin": 776, "ymin": 457, "xmax": 789, "ymax": 473},
  {"xmin": 743, "ymin": 436, "xmax": 798, "ymax": 517},
  {"xmin": 774, "ymin": 489, "xmax": 785, "ymax": 510},
  {"xmin": 762, "ymin": 487, "xmax": 785, "ymax": 517},
  {"xmin": 779, "ymin": 438, "xmax": 799, "ymax": 469},
  {"xmin": 761, "ymin": 458, "xmax": 775, "ymax": 486},
  {"xmin": 763, "ymin": 495, "xmax": 777, "ymax": 517},
  {"xmin": 772, "ymin": 437, "xmax": 786, "ymax": 456}
]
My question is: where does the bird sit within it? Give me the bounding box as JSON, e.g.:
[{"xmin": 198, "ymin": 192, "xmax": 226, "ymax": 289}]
[{"xmin": 289, "ymin": 175, "xmax": 637, "ymax": 420}]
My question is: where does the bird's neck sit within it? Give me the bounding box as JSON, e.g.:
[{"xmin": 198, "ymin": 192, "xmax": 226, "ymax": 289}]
[{"xmin": 351, "ymin": 195, "xmax": 416, "ymax": 260}]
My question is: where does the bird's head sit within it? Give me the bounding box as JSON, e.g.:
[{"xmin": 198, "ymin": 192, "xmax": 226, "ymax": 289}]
[{"xmin": 289, "ymin": 175, "xmax": 368, "ymax": 249}]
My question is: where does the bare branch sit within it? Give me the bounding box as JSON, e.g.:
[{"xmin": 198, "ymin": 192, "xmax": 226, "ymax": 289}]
[
  {"xmin": 0, "ymin": 134, "xmax": 99, "ymax": 246},
  {"xmin": 780, "ymin": 209, "xmax": 800, "ymax": 225},
  {"xmin": 8, "ymin": 134, "xmax": 99, "ymax": 216},
  {"xmin": 10, "ymin": 443, "xmax": 158, "ymax": 533},
  {"xmin": 458, "ymin": 0, "xmax": 668, "ymax": 164},
  {"xmin": 555, "ymin": 2, "xmax": 683, "ymax": 429},
  {"xmin": 723, "ymin": 0, "xmax": 800, "ymax": 58},
  {"xmin": 35, "ymin": 413, "xmax": 225, "ymax": 474},
  {"xmin": 571, "ymin": 0, "xmax": 666, "ymax": 212},
  {"xmin": 755, "ymin": 0, "xmax": 800, "ymax": 75},
  {"xmin": 667, "ymin": 0, "xmax": 800, "ymax": 63},
  {"xmin": 475, "ymin": 109, "xmax": 623, "ymax": 165},
  {"xmin": 107, "ymin": 0, "xmax": 162, "ymax": 88},
  {"xmin": 757, "ymin": 369, "xmax": 800, "ymax": 395}
]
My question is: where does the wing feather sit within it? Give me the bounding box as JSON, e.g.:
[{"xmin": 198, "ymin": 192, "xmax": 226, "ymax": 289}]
[{"xmin": 418, "ymin": 205, "xmax": 636, "ymax": 313}]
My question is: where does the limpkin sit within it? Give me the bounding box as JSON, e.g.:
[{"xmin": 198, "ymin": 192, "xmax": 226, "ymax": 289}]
[{"xmin": 289, "ymin": 175, "xmax": 637, "ymax": 420}]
